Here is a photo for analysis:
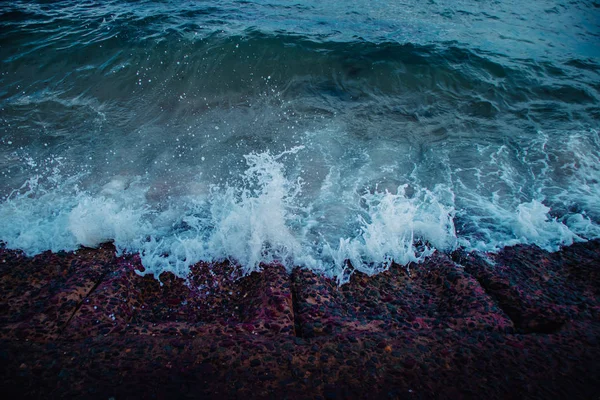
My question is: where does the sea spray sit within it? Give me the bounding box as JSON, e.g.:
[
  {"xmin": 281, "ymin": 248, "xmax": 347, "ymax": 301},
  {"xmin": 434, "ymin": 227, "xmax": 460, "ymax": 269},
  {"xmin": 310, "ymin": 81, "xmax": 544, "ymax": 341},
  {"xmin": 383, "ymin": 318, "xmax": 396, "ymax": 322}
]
[
  {"xmin": 137, "ymin": 146, "xmax": 308, "ymax": 279},
  {"xmin": 1, "ymin": 132, "xmax": 599, "ymax": 284},
  {"xmin": 0, "ymin": 174, "xmax": 82, "ymax": 254},
  {"xmin": 205, "ymin": 147, "xmax": 306, "ymax": 274},
  {"xmin": 322, "ymin": 184, "xmax": 457, "ymax": 283}
]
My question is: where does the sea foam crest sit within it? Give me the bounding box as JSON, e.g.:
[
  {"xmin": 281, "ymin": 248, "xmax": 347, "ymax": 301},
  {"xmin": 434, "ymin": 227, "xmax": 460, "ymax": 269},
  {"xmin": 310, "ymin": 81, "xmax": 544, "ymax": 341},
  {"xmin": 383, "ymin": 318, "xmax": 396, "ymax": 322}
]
[
  {"xmin": 322, "ymin": 184, "xmax": 457, "ymax": 283},
  {"xmin": 0, "ymin": 175, "xmax": 80, "ymax": 254},
  {"xmin": 456, "ymin": 196, "xmax": 584, "ymax": 253},
  {"xmin": 206, "ymin": 147, "xmax": 305, "ymax": 273},
  {"xmin": 513, "ymin": 200, "xmax": 581, "ymax": 249},
  {"xmin": 136, "ymin": 146, "xmax": 308, "ymax": 279},
  {"xmin": 1, "ymin": 130, "xmax": 599, "ymax": 285},
  {"xmin": 0, "ymin": 174, "xmax": 151, "ymax": 256}
]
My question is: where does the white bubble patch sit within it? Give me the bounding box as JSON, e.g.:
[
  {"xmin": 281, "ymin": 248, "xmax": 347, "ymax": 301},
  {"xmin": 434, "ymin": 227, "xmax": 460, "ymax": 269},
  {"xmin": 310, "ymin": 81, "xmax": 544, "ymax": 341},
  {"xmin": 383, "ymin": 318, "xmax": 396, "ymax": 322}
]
[{"xmin": 0, "ymin": 130, "xmax": 599, "ymax": 283}]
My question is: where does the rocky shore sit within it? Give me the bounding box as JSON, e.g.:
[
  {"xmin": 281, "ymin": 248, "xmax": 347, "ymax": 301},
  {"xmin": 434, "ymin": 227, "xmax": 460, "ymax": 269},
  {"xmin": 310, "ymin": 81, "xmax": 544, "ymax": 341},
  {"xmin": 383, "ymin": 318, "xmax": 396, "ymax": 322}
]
[{"xmin": 0, "ymin": 240, "xmax": 598, "ymax": 399}]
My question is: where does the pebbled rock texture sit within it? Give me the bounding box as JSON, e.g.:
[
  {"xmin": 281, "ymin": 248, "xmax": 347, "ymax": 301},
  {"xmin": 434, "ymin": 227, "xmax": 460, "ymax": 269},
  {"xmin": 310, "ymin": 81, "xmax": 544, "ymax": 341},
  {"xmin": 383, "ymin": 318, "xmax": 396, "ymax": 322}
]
[
  {"xmin": 0, "ymin": 240, "xmax": 598, "ymax": 399},
  {"xmin": 453, "ymin": 240, "xmax": 600, "ymax": 333}
]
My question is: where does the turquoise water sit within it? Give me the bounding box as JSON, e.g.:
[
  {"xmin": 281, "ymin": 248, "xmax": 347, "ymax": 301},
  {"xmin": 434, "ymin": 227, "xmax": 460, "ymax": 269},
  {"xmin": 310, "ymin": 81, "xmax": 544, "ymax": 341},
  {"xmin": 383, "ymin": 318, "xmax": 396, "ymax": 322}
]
[{"xmin": 1, "ymin": 1, "xmax": 599, "ymax": 282}]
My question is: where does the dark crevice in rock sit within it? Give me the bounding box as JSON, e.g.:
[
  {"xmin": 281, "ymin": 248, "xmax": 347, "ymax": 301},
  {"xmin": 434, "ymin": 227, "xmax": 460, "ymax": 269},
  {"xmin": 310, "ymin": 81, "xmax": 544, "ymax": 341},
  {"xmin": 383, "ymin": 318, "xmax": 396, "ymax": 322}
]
[
  {"xmin": 290, "ymin": 271, "xmax": 304, "ymax": 338},
  {"xmin": 58, "ymin": 270, "xmax": 109, "ymax": 336},
  {"xmin": 0, "ymin": 242, "xmax": 599, "ymax": 398},
  {"xmin": 451, "ymin": 250, "xmax": 523, "ymax": 329},
  {"xmin": 451, "ymin": 249, "xmax": 567, "ymax": 335}
]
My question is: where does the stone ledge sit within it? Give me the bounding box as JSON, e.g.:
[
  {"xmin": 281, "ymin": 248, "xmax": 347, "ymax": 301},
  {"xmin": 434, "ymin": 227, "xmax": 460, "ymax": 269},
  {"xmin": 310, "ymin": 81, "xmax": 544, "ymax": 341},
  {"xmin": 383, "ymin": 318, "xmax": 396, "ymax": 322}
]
[{"xmin": 0, "ymin": 240, "xmax": 599, "ymax": 398}]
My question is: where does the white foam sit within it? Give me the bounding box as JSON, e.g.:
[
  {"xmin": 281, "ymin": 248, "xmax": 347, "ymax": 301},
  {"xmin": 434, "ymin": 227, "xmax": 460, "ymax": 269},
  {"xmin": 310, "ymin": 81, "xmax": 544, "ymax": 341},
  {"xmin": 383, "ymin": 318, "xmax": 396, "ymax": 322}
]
[
  {"xmin": 513, "ymin": 200, "xmax": 580, "ymax": 250},
  {"xmin": 322, "ymin": 184, "xmax": 457, "ymax": 281},
  {"xmin": 0, "ymin": 129, "xmax": 599, "ymax": 283},
  {"xmin": 0, "ymin": 175, "xmax": 80, "ymax": 254},
  {"xmin": 0, "ymin": 174, "xmax": 153, "ymax": 256},
  {"xmin": 206, "ymin": 147, "xmax": 305, "ymax": 272},
  {"xmin": 136, "ymin": 147, "xmax": 308, "ymax": 279},
  {"xmin": 68, "ymin": 195, "xmax": 150, "ymax": 249}
]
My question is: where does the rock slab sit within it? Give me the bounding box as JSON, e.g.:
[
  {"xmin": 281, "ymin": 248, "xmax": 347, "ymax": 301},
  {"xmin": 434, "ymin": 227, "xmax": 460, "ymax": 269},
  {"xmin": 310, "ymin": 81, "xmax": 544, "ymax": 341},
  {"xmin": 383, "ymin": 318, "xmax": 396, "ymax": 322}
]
[{"xmin": 1, "ymin": 240, "xmax": 599, "ymax": 399}]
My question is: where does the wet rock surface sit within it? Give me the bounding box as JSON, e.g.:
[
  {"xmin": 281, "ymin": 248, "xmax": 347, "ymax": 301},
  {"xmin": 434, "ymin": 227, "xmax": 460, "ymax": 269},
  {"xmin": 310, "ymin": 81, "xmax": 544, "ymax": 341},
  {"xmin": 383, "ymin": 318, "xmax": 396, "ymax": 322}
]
[
  {"xmin": 0, "ymin": 240, "xmax": 599, "ymax": 399},
  {"xmin": 292, "ymin": 253, "xmax": 514, "ymax": 338},
  {"xmin": 453, "ymin": 241, "xmax": 600, "ymax": 333}
]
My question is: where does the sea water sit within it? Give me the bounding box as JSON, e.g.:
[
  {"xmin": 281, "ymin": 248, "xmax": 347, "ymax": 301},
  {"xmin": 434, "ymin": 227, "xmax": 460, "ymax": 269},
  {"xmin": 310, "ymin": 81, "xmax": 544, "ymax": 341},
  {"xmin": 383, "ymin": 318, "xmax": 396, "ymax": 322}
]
[{"xmin": 1, "ymin": 1, "xmax": 599, "ymax": 283}]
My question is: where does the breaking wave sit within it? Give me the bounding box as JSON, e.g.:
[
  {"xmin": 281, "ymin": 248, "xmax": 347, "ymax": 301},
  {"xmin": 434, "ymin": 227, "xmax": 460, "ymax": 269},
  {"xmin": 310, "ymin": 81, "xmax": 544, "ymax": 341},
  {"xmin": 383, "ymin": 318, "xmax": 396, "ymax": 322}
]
[
  {"xmin": 1, "ymin": 129, "xmax": 599, "ymax": 284},
  {"xmin": 1, "ymin": 1, "xmax": 599, "ymax": 283}
]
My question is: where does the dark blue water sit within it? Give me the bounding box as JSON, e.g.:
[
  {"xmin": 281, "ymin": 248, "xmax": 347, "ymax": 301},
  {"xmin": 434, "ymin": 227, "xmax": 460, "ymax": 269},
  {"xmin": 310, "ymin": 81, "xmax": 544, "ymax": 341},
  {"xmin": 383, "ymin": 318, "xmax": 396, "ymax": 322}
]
[{"xmin": 1, "ymin": 0, "xmax": 599, "ymax": 282}]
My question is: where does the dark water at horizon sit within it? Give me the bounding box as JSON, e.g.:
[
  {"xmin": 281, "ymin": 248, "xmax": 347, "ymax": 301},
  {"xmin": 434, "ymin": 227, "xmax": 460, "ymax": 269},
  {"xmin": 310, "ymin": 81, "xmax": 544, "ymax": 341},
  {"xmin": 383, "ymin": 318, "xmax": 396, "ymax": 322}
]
[{"xmin": 1, "ymin": 0, "xmax": 599, "ymax": 282}]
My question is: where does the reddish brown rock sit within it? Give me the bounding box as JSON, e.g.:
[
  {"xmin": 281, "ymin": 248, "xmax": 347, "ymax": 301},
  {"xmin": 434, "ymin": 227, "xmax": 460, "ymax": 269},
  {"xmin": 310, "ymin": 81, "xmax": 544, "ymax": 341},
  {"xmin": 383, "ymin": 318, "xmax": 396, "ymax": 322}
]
[
  {"xmin": 0, "ymin": 321, "xmax": 597, "ymax": 399},
  {"xmin": 128, "ymin": 260, "xmax": 295, "ymax": 338},
  {"xmin": 0, "ymin": 244, "xmax": 115, "ymax": 341},
  {"xmin": 292, "ymin": 252, "xmax": 513, "ymax": 338},
  {"xmin": 62, "ymin": 255, "xmax": 142, "ymax": 340},
  {"xmin": 0, "ymin": 241, "xmax": 598, "ymax": 399},
  {"xmin": 453, "ymin": 239, "xmax": 600, "ymax": 333},
  {"xmin": 60, "ymin": 254, "xmax": 295, "ymax": 340}
]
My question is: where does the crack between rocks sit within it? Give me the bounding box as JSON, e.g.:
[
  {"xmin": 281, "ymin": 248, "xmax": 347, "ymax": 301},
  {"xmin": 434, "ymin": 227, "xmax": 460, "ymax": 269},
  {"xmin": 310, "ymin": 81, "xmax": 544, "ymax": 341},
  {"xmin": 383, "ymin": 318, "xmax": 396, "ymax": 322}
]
[
  {"xmin": 451, "ymin": 256, "xmax": 565, "ymax": 335},
  {"xmin": 452, "ymin": 259, "xmax": 523, "ymax": 331},
  {"xmin": 58, "ymin": 270, "xmax": 109, "ymax": 337},
  {"xmin": 290, "ymin": 274, "xmax": 304, "ymax": 338}
]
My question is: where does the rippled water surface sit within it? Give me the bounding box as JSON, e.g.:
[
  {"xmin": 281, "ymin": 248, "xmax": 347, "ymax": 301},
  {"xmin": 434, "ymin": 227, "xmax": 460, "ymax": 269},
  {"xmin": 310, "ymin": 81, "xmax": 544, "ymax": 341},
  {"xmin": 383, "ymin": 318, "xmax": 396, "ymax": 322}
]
[{"xmin": 1, "ymin": 0, "xmax": 599, "ymax": 282}]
